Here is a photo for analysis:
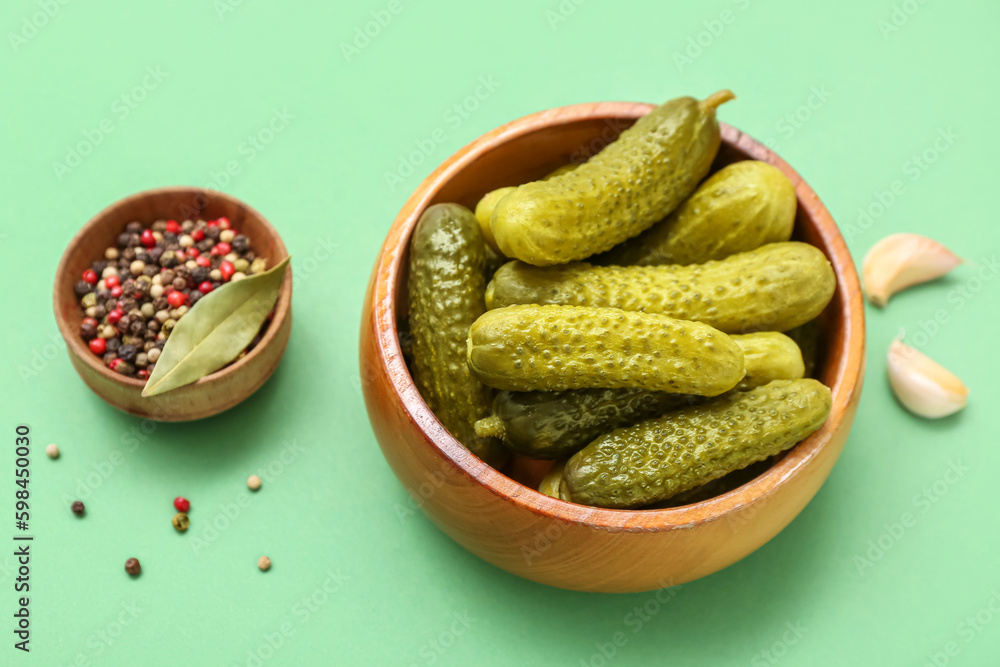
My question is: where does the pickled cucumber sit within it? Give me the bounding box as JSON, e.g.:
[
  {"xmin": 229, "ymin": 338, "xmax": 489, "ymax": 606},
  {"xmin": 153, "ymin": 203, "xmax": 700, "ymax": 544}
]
[
  {"xmin": 597, "ymin": 160, "xmax": 797, "ymax": 266},
  {"xmin": 486, "ymin": 242, "xmax": 835, "ymax": 333},
  {"xmin": 563, "ymin": 379, "xmax": 832, "ymax": 509},
  {"xmin": 408, "ymin": 203, "xmax": 507, "ymax": 467},
  {"xmin": 474, "ymin": 332, "xmax": 801, "ymax": 459},
  {"xmin": 467, "ymin": 304, "xmax": 745, "ymax": 395},
  {"xmin": 490, "ymin": 91, "xmax": 734, "ymax": 266},
  {"xmin": 474, "ymin": 165, "xmax": 581, "ymax": 254},
  {"xmin": 538, "ymin": 460, "xmax": 568, "ymax": 499}
]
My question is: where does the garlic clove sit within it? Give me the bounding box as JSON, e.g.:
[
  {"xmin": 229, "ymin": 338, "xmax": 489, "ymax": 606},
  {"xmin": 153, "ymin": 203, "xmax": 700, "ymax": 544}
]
[
  {"xmin": 863, "ymin": 233, "xmax": 962, "ymax": 307},
  {"xmin": 887, "ymin": 338, "xmax": 968, "ymax": 418}
]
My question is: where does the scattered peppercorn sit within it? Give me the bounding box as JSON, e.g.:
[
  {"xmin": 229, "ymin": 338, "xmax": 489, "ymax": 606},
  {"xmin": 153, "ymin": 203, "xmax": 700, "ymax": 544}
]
[
  {"xmin": 172, "ymin": 513, "xmax": 190, "ymax": 532},
  {"xmin": 46, "ymin": 443, "xmax": 59, "ymax": 459},
  {"xmin": 71, "ymin": 500, "xmax": 85, "ymax": 516},
  {"xmin": 258, "ymin": 556, "xmax": 271, "ymax": 571},
  {"xmin": 174, "ymin": 497, "xmax": 190, "ymax": 512},
  {"xmin": 247, "ymin": 475, "xmax": 262, "ymax": 491},
  {"xmin": 125, "ymin": 558, "xmax": 141, "ymax": 576}
]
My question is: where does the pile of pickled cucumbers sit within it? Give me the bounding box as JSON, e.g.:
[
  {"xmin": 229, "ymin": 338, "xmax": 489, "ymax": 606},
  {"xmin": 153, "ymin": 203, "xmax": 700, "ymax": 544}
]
[{"xmin": 405, "ymin": 90, "xmax": 835, "ymax": 510}]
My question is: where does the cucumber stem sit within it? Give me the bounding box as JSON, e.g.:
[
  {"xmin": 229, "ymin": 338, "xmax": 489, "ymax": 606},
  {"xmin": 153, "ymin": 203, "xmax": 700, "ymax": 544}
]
[
  {"xmin": 474, "ymin": 415, "xmax": 505, "ymax": 440},
  {"xmin": 701, "ymin": 89, "xmax": 736, "ymax": 112}
]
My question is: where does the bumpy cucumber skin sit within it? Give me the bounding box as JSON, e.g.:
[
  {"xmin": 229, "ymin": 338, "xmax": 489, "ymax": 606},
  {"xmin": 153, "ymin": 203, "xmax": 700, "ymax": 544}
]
[
  {"xmin": 598, "ymin": 160, "xmax": 797, "ymax": 266},
  {"xmin": 491, "ymin": 96, "xmax": 723, "ymax": 266},
  {"xmin": 467, "ymin": 304, "xmax": 745, "ymax": 395},
  {"xmin": 486, "ymin": 242, "xmax": 835, "ymax": 333},
  {"xmin": 408, "ymin": 203, "xmax": 507, "ymax": 467},
  {"xmin": 479, "ymin": 332, "xmax": 802, "ymax": 459},
  {"xmin": 734, "ymin": 331, "xmax": 804, "ymax": 391},
  {"xmin": 563, "ymin": 379, "xmax": 832, "ymax": 509}
]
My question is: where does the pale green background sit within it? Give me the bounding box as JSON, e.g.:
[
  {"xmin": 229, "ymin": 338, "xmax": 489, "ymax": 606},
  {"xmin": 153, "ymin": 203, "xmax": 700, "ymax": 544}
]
[{"xmin": 1, "ymin": 0, "xmax": 997, "ymax": 665}]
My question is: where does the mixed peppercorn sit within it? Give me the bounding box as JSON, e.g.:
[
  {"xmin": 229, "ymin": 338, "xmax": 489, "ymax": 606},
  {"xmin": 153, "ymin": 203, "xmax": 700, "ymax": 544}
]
[{"xmin": 74, "ymin": 217, "xmax": 268, "ymax": 379}]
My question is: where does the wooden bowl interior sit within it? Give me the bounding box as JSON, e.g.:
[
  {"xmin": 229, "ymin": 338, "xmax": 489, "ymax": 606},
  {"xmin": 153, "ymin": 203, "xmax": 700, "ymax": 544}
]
[
  {"xmin": 55, "ymin": 188, "xmax": 290, "ymax": 389},
  {"xmin": 389, "ymin": 111, "xmax": 853, "ymax": 506}
]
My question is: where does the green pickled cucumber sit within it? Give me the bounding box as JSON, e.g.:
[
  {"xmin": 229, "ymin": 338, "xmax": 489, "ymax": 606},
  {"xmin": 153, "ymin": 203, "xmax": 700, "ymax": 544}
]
[
  {"xmin": 467, "ymin": 304, "xmax": 745, "ymax": 395},
  {"xmin": 474, "ymin": 165, "xmax": 581, "ymax": 254},
  {"xmin": 408, "ymin": 203, "xmax": 507, "ymax": 467},
  {"xmin": 486, "ymin": 241, "xmax": 835, "ymax": 333},
  {"xmin": 597, "ymin": 160, "xmax": 797, "ymax": 266},
  {"xmin": 490, "ymin": 91, "xmax": 734, "ymax": 266},
  {"xmin": 734, "ymin": 331, "xmax": 804, "ymax": 391},
  {"xmin": 473, "ymin": 332, "xmax": 801, "ymax": 459},
  {"xmin": 562, "ymin": 379, "xmax": 832, "ymax": 509}
]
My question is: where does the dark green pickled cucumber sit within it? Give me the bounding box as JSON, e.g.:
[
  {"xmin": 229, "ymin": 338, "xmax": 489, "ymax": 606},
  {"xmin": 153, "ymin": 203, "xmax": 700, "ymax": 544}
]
[
  {"xmin": 474, "ymin": 332, "xmax": 802, "ymax": 459},
  {"xmin": 486, "ymin": 242, "xmax": 835, "ymax": 333},
  {"xmin": 467, "ymin": 304, "xmax": 745, "ymax": 395},
  {"xmin": 408, "ymin": 203, "xmax": 507, "ymax": 467},
  {"xmin": 597, "ymin": 160, "xmax": 797, "ymax": 266},
  {"xmin": 490, "ymin": 91, "xmax": 734, "ymax": 266},
  {"xmin": 562, "ymin": 379, "xmax": 832, "ymax": 509}
]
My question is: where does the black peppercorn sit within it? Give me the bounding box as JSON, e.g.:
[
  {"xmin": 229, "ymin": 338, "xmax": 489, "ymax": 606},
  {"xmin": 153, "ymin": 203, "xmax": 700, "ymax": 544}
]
[
  {"xmin": 96, "ymin": 288, "xmax": 112, "ymax": 301},
  {"xmin": 159, "ymin": 251, "xmax": 178, "ymax": 268},
  {"xmin": 244, "ymin": 250, "xmax": 256, "ymax": 262},
  {"xmin": 148, "ymin": 246, "xmax": 164, "ymax": 263},
  {"xmin": 106, "ymin": 337, "xmax": 120, "ymax": 353},
  {"xmin": 120, "ymin": 297, "xmax": 138, "ymax": 313},
  {"xmin": 205, "ymin": 226, "xmax": 221, "ymax": 241},
  {"xmin": 196, "ymin": 239, "xmax": 214, "ymax": 253},
  {"xmin": 126, "ymin": 221, "xmax": 143, "ymax": 233},
  {"xmin": 163, "ymin": 232, "xmax": 178, "ymax": 244},
  {"xmin": 126, "ymin": 233, "xmax": 141, "ymax": 248},
  {"xmin": 143, "ymin": 265, "xmax": 158, "ymax": 277},
  {"xmin": 147, "ymin": 320, "xmax": 160, "ymax": 333},
  {"xmin": 116, "ymin": 315, "xmax": 131, "ymax": 333},
  {"xmin": 104, "ymin": 298, "xmax": 119, "ymax": 312},
  {"xmin": 94, "ymin": 305, "xmax": 107, "ymax": 319},
  {"xmin": 231, "ymin": 235, "xmax": 250, "ymax": 253},
  {"xmin": 119, "ymin": 344, "xmax": 138, "ymax": 363},
  {"xmin": 192, "ymin": 266, "xmax": 210, "ymax": 283},
  {"xmin": 152, "ymin": 220, "xmax": 167, "ymax": 232},
  {"xmin": 117, "ymin": 232, "xmax": 132, "ymax": 247},
  {"xmin": 125, "ymin": 558, "xmax": 141, "ymax": 576},
  {"xmin": 122, "ymin": 247, "xmax": 137, "ymax": 261},
  {"xmin": 80, "ymin": 322, "xmax": 97, "ymax": 340},
  {"xmin": 114, "ymin": 360, "xmax": 135, "ymax": 376},
  {"xmin": 103, "ymin": 351, "xmax": 117, "ymax": 364},
  {"xmin": 129, "ymin": 320, "xmax": 145, "ymax": 337},
  {"xmin": 172, "ymin": 277, "xmax": 186, "ymax": 291},
  {"xmin": 153, "ymin": 296, "xmax": 169, "ymax": 311},
  {"xmin": 71, "ymin": 500, "xmax": 85, "ymax": 516},
  {"xmin": 189, "ymin": 291, "xmax": 202, "ymax": 306},
  {"xmin": 91, "ymin": 260, "xmax": 109, "ymax": 275},
  {"xmin": 74, "ymin": 281, "xmax": 93, "ymax": 297}
]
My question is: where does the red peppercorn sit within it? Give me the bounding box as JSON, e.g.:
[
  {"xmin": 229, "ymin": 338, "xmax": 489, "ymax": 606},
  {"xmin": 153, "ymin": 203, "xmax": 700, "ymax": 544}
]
[
  {"xmin": 196, "ymin": 256, "xmax": 211, "ymax": 267},
  {"xmin": 192, "ymin": 229, "xmax": 205, "ymax": 241},
  {"xmin": 188, "ymin": 248, "xmax": 200, "ymax": 258},
  {"xmin": 141, "ymin": 229, "xmax": 156, "ymax": 248},
  {"xmin": 105, "ymin": 275, "xmax": 120, "ymax": 289},
  {"xmin": 83, "ymin": 316, "xmax": 98, "ymax": 327},
  {"xmin": 217, "ymin": 217, "xmax": 230, "ymax": 229},
  {"xmin": 174, "ymin": 497, "xmax": 190, "ymax": 512},
  {"xmin": 109, "ymin": 358, "xmax": 123, "ymax": 371},
  {"xmin": 110, "ymin": 285, "xmax": 123, "ymax": 298},
  {"xmin": 89, "ymin": 338, "xmax": 107, "ymax": 355},
  {"xmin": 198, "ymin": 281, "xmax": 213, "ymax": 294},
  {"xmin": 167, "ymin": 290, "xmax": 187, "ymax": 308},
  {"xmin": 220, "ymin": 261, "xmax": 235, "ymax": 281},
  {"xmin": 166, "ymin": 220, "xmax": 181, "ymax": 234},
  {"xmin": 214, "ymin": 242, "xmax": 231, "ymax": 256},
  {"xmin": 137, "ymin": 369, "xmax": 149, "ymax": 380},
  {"xmin": 82, "ymin": 269, "xmax": 98, "ymax": 284},
  {"xmin": 107, "ymin": 309, "xmax": 123, "ymax": 325}
]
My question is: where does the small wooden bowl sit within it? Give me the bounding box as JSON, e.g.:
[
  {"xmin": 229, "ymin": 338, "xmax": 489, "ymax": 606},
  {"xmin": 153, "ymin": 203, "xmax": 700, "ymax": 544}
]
[
  {"xmin": 54, "ymin": 187, "xmax": 293, "ymax": 422},
  {"xmin": 361, "ymin": 103, "xmax": 865, "ymax": 593}
]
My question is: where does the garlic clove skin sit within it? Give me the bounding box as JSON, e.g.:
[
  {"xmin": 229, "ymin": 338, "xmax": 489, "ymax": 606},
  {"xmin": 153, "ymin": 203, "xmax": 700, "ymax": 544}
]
[
  {"xmin": 887, "ymin": 338, "xmax": 968, "ymax": 418},
  {"xmin": 863, "ymin": 233, "xmax": 962, "ymax": 307}
]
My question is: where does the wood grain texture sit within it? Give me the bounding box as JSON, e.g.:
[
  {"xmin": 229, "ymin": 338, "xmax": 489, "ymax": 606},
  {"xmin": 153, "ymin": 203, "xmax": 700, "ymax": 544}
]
[
  {"xmin": 53, "ymin": 187, "xmax": 293, "ymax": 422},
  {"xmin": 360, "ymin": 103, "xmax": 865, "ymax": 593}
]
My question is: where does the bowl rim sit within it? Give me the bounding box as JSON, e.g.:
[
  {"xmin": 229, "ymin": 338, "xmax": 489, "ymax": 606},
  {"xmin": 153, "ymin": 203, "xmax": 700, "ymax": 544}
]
[
  {"xmin": 53, "ymin": 186, "xmax": 292, "ymax": 392},
  {"xmin": 372, "ymin": 101, "xmax": 865, "ymax": 531}
]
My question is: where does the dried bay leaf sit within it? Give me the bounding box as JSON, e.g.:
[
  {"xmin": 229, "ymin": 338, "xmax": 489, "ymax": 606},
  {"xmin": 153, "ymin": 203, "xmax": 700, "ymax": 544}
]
[{"xmin": 142, "ymin": 257, "xmax": 290, "ymax": 397}]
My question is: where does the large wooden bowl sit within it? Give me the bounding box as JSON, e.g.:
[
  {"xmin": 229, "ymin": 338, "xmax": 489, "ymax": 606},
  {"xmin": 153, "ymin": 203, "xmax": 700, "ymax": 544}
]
[
  {"xmin": 54, "ymin": 187, "xmax": 293, "ymax": 422},
  {"xmin": 360, "ymin": 102, "xmax": 865, "ymax": 593}
]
